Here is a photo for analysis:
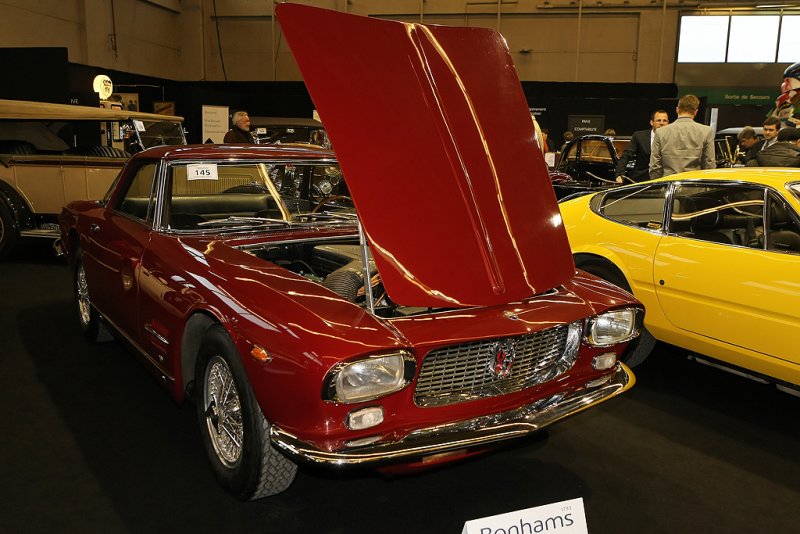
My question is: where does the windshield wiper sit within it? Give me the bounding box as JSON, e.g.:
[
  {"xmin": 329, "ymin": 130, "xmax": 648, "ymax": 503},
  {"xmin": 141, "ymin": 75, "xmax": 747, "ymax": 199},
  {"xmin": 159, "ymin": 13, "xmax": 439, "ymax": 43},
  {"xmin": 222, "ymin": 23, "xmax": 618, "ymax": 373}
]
[
  {"xmin": 196, "ymin": 216, "xmax": 290, "ymax": 228},
  {"xmin": 292, "ymin": 212, "xmax": 358, "ymax": 224}
]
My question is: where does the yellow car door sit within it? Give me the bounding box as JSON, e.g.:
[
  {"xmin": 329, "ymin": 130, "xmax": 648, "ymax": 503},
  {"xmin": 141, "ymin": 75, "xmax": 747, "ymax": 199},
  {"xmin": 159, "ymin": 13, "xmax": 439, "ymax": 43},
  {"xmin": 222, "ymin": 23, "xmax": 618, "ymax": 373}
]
[{"xmin": 653, "ymin": 182, "xmax": 800, "ymax": 365}]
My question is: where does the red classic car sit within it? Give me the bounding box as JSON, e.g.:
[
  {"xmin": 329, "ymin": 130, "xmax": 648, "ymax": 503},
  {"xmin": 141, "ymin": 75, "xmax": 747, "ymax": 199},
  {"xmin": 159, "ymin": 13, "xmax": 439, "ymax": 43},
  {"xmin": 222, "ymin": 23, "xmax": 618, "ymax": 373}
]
[{"xmin": 57, "ymin": 4, "xmax": 642, "ymax": 500}]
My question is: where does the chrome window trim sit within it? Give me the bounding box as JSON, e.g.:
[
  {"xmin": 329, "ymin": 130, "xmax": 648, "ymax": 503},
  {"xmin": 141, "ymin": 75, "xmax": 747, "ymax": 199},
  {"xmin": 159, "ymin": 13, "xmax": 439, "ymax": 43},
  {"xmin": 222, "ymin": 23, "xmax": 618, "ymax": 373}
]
[
  {"xmin": 155, "ymin": 158, "xmax": 342, "ymax": 232},
  {"xmin": 786, "ymin": 180, "xmax": 800, "ymax": 204},
  {"xmin": 664, "ymin": 180, "xmax": 768, "ymax": 244},
  {"xmin": 591, "ymin": 182, "xmax": 671, "ymax": 235},
  {"xmin": 661, "ymin": 179, "xmax": 800, "ymax": 253},
  {"xmin": 107, "ymin": 160, "xmax": 160, "ymax": 229}
]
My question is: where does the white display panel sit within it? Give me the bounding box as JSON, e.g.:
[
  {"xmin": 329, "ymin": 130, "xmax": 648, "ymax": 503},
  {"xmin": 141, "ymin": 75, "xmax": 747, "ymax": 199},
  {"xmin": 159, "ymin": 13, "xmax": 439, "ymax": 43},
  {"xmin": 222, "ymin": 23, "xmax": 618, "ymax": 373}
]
[
  {"xmin": 678, "ymin": 16, "xmax": 729, "ymax": 63},
  {"xmin": 728, "ymin": 16, "xmax": 779, "ymax": 63},
  {"xmin": 778, "ymin": 16, "xmax": 800, "ymax": 63}
]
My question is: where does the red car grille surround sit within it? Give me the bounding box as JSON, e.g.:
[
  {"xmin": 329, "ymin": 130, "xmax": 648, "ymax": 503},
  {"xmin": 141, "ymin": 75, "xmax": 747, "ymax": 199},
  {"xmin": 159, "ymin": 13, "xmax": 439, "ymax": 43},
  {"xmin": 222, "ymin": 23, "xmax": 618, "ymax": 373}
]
[{"xmin": 414, "ymin": 324, "xmax": 570, "ymax": 407}]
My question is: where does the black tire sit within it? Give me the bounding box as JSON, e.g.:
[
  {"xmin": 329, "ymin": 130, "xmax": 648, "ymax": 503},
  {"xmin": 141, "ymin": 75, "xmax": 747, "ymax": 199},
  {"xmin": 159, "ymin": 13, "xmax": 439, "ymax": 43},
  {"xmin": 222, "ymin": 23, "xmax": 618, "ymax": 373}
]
[
  {"xmin": 577, "ymin": 259, "xmax": 656, "ymax": 368},
  {"xmin": 0, "ymin": 200, "xmax": 18, "ymax": 259},
  {"xmin": 73, "ymin": 248, "xmax": 112, "ymax": 342},
  {"xmin": 195, "ymin": 324, "xmax": 297, "ymax": 500}
]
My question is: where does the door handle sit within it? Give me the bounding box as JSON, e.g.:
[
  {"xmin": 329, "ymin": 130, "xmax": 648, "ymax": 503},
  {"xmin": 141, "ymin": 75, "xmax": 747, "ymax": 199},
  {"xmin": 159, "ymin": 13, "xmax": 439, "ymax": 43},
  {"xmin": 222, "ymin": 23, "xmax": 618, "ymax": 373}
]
[{"xmin": 89, "ymin": 223, "xmax": 100, "ymax": 233}]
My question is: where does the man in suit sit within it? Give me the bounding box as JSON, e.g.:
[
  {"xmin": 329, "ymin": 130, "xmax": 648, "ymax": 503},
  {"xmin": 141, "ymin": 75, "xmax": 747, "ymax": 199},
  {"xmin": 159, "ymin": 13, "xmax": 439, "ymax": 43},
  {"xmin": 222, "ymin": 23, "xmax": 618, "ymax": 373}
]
[
  {"xmin": 650, "ymin": 94, "xmax": 715, "ymax": 179},
  {"xmin": 747, "ymin": 126, "xmax": 800, "ymax": 167},
  {"xmin": 760, "ymin": 116, "xmax": 781, "ymax": 152},
  {"xmin": 615, "ymin": 109, "xmax": 669, "ymax": 183}
]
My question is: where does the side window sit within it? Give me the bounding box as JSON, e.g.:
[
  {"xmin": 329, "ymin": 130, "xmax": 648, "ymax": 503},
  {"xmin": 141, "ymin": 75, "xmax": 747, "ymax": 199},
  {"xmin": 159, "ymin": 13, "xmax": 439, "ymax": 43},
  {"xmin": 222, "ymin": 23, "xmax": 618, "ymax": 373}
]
[
  {"xmin": 669, "ymin": 183, "xmax": 764, "ymax": 247},
  {"xmin": 113, "ymin": 163, "xmax": 157, "ymax": 222},
  {"xmin": 611, "ymin": 139, "xmax": 629, "ymax": 158},
  {"xmin": 766, "ymin": 192, "xmax": 800, "ymax": 254},
  {"xmin": 564, "ymin": 142, "xmax": 578, "ymax": 162},
  {"xmin": 592, "ymin": 183, "xmax": 670, "ymax": 230},
  {"xmin": 582, "ymin": 140, "xmax": 613, "ymax": 163}
]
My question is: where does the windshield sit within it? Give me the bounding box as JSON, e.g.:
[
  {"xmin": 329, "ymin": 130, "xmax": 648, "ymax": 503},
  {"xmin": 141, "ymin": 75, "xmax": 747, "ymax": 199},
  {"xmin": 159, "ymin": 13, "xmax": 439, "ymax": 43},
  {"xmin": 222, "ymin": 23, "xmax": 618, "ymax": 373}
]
[
  {"xmin": 137, "ymin": 120, "xmax": 186, "ymax": 148},
  {"xmin": 164, "ymin": 160, "xmax": 353, "ymax": 231},
  {"xmin": 255, "ymin": 125, "xmax": 329, "ymax": 148}
]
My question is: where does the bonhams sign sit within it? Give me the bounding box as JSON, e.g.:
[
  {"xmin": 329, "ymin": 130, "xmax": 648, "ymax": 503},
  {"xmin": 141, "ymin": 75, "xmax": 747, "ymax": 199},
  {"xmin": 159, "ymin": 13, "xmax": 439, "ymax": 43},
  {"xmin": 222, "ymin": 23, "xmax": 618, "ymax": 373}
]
[{"xmin": 462, "ymin": 497, "xmax": 588, "ymax": 534}]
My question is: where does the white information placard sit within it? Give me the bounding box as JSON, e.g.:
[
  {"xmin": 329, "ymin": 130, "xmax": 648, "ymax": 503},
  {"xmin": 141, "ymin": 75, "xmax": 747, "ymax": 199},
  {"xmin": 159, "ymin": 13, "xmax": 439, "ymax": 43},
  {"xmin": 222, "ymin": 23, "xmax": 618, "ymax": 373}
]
[
  {"xmin": 202, "ymin": 105, "xmax": 230, "ymax": 144},
  {"xmin": 462, "ymin": 498, "xmax": 587, "ymax": 534},
  {"xmin": 187, "ymin": 163, "xmax": 219, "ymax": 181},
  {"xmin": 133, "ymin": 119, "xmax": 146, "ymax": 132}
]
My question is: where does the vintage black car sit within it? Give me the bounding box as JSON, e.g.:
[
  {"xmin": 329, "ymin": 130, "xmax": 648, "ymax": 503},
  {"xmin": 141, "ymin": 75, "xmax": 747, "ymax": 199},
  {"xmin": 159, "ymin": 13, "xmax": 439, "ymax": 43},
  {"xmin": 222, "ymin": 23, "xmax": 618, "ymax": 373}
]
[
  {"xmin": 552, "ymin": 135, "xmax": 630, "ymax": 199},
  {"xmin": 552, "ymin": 133, "xmax": 733, "ymax": 200},
  {"xmin": 250, "ymin": 116, "xmax": 330, "ymax": 148}
]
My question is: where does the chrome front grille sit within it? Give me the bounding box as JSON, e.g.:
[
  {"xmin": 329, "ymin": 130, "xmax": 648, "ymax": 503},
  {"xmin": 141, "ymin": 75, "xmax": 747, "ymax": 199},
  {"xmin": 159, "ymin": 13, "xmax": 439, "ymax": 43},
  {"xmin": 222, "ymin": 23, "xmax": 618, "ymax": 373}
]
[{"xmin": 414, "ymin": 324, "xmax": 572, "ymax": 407}]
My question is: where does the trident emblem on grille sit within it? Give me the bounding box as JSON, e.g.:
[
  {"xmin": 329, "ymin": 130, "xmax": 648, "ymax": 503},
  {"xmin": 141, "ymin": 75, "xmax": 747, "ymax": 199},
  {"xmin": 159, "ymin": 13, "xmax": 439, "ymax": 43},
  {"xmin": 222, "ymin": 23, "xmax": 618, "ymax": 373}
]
[{"xmin": 489, "ymin": 339, "xmax": 516, "ymax": 379}]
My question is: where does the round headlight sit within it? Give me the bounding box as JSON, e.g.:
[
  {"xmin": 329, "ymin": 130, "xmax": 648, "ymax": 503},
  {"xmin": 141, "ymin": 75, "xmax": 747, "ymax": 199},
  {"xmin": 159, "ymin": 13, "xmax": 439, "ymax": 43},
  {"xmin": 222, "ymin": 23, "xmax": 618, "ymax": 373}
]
[
  {"xmin": 587, "ymin": 308, "xmax": 640, "ymax": 347},
  {"xmin": 328, "ymin": 351, "xmax": 413, "ymax": 403}
]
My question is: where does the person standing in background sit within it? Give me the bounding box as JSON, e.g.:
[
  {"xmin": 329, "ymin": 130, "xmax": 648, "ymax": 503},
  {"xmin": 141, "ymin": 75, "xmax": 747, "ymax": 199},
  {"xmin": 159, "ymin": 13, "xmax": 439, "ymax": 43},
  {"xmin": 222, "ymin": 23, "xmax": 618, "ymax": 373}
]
[
  {"xmin": 761, "ymin": 116, "xmax": 782, "ymax": 152},
  {"xmin": 736, "ymin": 127, "xmax": 762, "ymax": 165},
  {"xmin": 650, "ymin": 95, "xmax": 715, "ymax": 178},
  {"xmin": 540, "ymin": 128, "xmax": 556, "ymax": 152},
  {"xmin": 224, "ymin": 111, "xmax": 255, "ymax": 143},
  {"xmin": 615, "ymin": 109, "xmax": 669, "ymax": 183},
  {"xmin": 747, "ymin": 126, "xmax": 800, "ymax": 167}
]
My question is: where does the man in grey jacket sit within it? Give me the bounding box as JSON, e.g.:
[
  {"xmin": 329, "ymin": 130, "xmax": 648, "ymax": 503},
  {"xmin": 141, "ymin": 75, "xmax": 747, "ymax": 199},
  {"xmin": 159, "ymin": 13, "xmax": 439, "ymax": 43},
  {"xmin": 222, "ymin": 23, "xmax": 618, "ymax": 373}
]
[{"xmin": 649, "ymin": 94, "xmax": 715, "ymax": 179}]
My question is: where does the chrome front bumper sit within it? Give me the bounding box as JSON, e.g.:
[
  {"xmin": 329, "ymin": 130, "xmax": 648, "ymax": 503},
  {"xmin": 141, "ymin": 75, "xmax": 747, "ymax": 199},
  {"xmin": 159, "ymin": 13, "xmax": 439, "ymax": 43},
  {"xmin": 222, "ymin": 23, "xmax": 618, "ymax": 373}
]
[{"xmin": 270, "ymin": 363, "xmax": 634, "ymax": 467}]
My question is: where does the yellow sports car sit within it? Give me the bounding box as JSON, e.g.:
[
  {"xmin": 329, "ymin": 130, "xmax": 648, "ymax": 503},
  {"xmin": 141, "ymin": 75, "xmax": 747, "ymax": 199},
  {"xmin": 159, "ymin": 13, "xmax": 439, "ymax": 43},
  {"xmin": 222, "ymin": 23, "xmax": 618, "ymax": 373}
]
[{"xmin": 560, "ymin": 169, "xmax": 800, "ymax": 391}]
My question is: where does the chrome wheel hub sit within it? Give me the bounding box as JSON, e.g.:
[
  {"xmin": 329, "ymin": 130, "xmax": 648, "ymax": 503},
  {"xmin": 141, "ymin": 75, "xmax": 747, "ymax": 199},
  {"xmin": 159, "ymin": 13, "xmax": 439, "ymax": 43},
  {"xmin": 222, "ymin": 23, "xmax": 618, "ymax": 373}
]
[
  {"xmin": 76, "ymin": 264, "xmax": 91, "ymax": 327},
  {"xmin": 204, "ymin": 356, "xmax": 243, "ymax": 467}
]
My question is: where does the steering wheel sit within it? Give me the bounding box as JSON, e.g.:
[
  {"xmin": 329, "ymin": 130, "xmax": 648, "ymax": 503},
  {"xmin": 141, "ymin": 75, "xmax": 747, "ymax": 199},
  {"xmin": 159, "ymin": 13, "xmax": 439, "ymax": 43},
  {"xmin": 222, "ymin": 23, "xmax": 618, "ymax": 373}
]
[{"xmin": 311, "ymin": 195, "xmax": 352, "ymax": 213}]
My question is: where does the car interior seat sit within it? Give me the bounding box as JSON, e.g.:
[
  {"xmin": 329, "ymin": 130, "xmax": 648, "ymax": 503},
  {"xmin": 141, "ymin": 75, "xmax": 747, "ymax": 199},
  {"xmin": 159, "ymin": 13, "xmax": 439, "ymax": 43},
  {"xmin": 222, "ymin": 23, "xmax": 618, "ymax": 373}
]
[
  {"xmin": 689, "ymin": 198, "xmax": 732, "ymax": 244},
  {"xmin": 767, "ymin": 202, "xmax": 800, "ymax": 252}
]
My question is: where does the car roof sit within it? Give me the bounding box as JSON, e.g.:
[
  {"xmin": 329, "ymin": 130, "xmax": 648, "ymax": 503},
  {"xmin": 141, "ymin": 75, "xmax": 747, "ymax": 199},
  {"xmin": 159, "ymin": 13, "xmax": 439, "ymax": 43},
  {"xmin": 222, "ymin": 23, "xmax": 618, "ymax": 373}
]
[
  {"xmin": 0, "ymin": 98, "xmax": 184, "ymax": 122},
  {"xmin": 650, "ymin": 168, "xmax": 800, "ymax": 189},
  {"xmin": 249, "ymin": 116, "xmax": 324, "ymax": 128},
  {"xmin": 716, "ymin": 126, "xmax": 764, "ymax": 136},
  {"xmin": 132, "ymin": 143, "xmax": 336, "ymax": 162}
]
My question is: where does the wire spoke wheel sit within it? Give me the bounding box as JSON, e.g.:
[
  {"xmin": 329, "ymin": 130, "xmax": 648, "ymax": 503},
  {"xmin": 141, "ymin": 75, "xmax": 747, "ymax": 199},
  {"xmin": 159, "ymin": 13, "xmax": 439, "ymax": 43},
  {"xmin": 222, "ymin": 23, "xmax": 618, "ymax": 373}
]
[
  {"xmin": 76, "ymin": 262, "xmax": 92, "ymax": 328},
  {"xmin": 204, "ymin": 356, "xmax": 244, "ymax": 467},
  {"xmin": 196, "ymin": 324, "xmax": 298, "ymax": 499}
]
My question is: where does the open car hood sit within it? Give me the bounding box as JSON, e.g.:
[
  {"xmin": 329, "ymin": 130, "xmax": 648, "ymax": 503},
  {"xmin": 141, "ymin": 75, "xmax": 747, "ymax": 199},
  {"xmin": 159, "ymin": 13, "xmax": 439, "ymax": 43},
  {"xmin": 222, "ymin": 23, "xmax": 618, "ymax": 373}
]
[{"xmin": 277, "ymin": 4, "xmax": 573, "ymax": 308}]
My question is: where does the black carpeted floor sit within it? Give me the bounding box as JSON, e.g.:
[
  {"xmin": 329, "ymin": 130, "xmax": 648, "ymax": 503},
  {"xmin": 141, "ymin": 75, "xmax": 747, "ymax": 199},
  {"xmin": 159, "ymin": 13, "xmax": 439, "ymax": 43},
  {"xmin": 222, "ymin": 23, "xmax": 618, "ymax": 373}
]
[{"xmin": 2, "ymin": 240, "xmax": 799, "ymax": 533}]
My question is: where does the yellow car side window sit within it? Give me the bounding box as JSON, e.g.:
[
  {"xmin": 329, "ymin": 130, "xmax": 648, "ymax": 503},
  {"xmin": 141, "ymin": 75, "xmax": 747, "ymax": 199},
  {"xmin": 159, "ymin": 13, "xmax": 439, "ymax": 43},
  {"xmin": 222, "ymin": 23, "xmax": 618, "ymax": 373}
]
[
  {"xmin": 670, "ymin": 183, "xmax": 764, "ymax": 247},
  {"xmin": 595, "ymin": 184, "xmax": 669, "ymax": 230}
]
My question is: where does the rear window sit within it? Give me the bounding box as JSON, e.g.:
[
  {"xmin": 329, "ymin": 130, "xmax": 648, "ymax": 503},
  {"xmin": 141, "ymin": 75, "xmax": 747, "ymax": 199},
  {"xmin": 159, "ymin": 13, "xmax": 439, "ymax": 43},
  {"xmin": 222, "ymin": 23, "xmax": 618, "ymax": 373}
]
[{"xmin": 591, "ymin": 183, "xmax": 669, "ymax": 230}]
